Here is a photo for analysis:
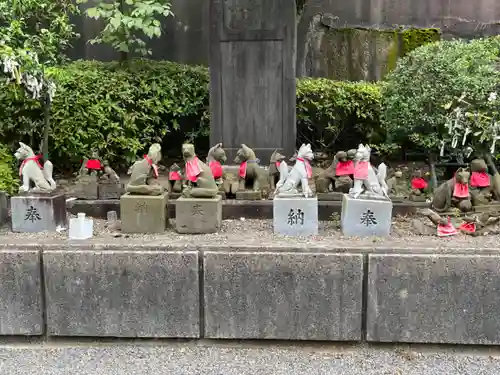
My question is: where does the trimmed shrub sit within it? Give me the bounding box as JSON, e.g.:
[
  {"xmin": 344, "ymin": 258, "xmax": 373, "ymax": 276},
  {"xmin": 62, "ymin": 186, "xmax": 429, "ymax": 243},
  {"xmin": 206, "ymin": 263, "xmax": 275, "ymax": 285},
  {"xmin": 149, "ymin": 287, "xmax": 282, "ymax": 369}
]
[
  {"xmin": 296, "ymin": 78, "xmax": 383, "ymax": 152},
  {"xmin": 0, "ymin": 144, "xmax": 19, "ymax": 195},
  {"xmin": 382, "ymin": 37, "xmax": 500, "ymax": 153},
  {"xmin": 0, "ymin": 59, "xmax": 383, "ymax": 172}
]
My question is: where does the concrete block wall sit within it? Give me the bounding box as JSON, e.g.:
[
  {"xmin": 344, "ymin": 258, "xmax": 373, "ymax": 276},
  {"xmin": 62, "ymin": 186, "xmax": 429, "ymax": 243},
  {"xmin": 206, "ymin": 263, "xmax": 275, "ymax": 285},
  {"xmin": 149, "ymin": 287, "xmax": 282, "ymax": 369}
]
[{"xmin": 1, "ymin": 245, "xmax": 499, "ymax": 344}]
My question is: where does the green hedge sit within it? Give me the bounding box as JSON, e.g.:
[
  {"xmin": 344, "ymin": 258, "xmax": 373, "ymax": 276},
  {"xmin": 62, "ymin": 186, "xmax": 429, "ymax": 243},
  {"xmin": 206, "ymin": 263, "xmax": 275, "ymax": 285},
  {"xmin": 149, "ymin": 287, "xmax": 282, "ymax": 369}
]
[
  {"xmin": 0, "ymin": 144, "xmax": 18, "ymax": 195},
  {"xmin": 0, "ymin": 59, "xmax": 383, "ymax": 172}
]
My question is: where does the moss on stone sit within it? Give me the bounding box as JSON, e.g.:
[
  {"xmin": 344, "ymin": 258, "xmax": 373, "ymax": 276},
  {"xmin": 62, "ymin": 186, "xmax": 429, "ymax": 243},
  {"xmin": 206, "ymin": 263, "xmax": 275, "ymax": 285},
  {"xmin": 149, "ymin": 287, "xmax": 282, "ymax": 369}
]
[{"xmin": 400, "ymin": 28, "xmax": 441, "ymax": 56}]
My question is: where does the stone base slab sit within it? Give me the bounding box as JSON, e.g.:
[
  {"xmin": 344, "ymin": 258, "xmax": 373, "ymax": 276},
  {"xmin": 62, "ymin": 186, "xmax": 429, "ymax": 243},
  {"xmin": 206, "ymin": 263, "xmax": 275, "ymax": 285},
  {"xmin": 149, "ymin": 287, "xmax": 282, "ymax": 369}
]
[
  {"xmin": 236, "ymin": 190, "xmax": 262, "ymax": 200},
  {"xmin": 120, "ymin": 192, "xmax": 168, "ymax": 233},
  {"xmin": 98, "ymin": 182, "xmax": 123, "ymax": 199},
  {"xmin": 341, "ymin": 194, "xmax": 393, "ymax": 237},
  {"xmin": 175, "ymin": 196, "xmax": 222, "ymax": 234},
  {"xmin": 0, "ymin": 250, "xmax": 43, "ymax": 335},
  {"xmin": 11, "ymin": 193, "xmax": 67, "ymax": 232},
  {"xmin": 44, "ymin": 250, "xmax": 200, "ymax": 338},
  {"xmin": 203, "ymin": 251, "xmax": 363, "ymax": 340}
]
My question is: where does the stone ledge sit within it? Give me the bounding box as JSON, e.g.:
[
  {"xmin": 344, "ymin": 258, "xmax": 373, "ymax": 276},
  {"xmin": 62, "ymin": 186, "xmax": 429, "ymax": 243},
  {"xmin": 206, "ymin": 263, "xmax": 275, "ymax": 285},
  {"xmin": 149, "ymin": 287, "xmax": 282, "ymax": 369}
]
[
  {"xmin": 203, "ymin": 251, "xmax": 363, "ymax": 340},
  {"xmin": 67, "ymin": 199, "xmax": 428, "ymax": 220},
  {"xmin": 367, "ymin": 254, "xmax": 500, "ymax": 345},
  {"xmin": 0, "ymin": 250, "xmax": 43, "ymax": 335},
  {"xmin": 44, "ymin": 250, "xmax": 200, "ymax": 338}
]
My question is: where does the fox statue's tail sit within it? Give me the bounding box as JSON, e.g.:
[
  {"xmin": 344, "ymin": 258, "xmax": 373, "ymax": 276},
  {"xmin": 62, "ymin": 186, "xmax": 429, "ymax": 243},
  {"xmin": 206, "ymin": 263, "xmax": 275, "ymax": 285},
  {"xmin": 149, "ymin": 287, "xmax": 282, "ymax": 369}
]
[
  {"xmin": 43, "ymin": 160, "xmax": 57, "ymax": 189},
  {"xmin": 376, "ymin": 162, "xmax": 389, "ymax": 198}
]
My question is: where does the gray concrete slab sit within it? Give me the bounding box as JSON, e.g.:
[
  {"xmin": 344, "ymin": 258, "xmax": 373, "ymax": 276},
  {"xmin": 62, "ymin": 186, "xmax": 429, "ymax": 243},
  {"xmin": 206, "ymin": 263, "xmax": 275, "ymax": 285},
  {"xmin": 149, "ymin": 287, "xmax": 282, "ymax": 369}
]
[
  {"xmin": 44, "ymin": 250, "xmax": 200, "ymax": 337},
  {"xmin": 203, "ymin": 251, "xmax": 363, "ymax": 340},
  {"xmin": 367, "ymin": 254, "xmax": 500, "ymax": 344},
  {"xmin": 0, "ymin": 250, "xmax": 43, "ymax": 335}
]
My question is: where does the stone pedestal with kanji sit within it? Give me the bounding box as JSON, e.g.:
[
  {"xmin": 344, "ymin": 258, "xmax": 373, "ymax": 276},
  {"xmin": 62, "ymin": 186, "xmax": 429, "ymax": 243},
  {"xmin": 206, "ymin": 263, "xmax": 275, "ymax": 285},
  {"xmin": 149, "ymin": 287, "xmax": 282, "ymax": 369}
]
[
  {"xmin": 11, "ymin": 193, "xmax": 67, "ymax": 232},
  {"xmin": 273, "ymin": 196, "xmax": 318, "ymax": 236},
  {"xmin": 341, "ymin": 194, "xmax": 392, "ymax": 237},
  {"xmin": 120, "ymin": 193, "xmax": 168, "ymax": 233},
  {"xmin": 175, "ymin": 196, "xmax": 222, "ymax": 234}
]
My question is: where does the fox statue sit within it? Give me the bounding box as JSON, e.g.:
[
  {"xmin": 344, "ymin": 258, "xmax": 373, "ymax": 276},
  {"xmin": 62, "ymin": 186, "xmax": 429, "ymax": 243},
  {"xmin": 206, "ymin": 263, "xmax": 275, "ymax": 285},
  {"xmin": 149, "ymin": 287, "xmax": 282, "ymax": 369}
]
[
  {"xmin": 348, "ymin": 144, "xmax": 389, "ymax": 199},
  {"xmin": 15, "ymin": 142, "xmax": 56, "ymax": 193}
]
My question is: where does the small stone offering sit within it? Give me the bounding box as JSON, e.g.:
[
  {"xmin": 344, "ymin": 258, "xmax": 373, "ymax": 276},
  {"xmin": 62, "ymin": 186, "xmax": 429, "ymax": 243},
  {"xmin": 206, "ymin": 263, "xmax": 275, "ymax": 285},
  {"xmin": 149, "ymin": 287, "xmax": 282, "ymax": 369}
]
[{"xmin": 175, "ymin": 143, "xmax": 222, "ymax": 233}]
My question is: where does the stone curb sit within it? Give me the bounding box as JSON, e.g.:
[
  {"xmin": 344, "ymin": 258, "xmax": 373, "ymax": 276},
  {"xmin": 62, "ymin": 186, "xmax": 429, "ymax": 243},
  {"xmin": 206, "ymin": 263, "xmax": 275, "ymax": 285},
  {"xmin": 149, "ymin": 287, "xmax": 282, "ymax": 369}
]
[
  {"xmin": 67, "ymin": 199, "xmax": 429, "ymax": 220},
  {"xmin": 0, "ymin": 245, "xmax": 497, "ymax": 345}
]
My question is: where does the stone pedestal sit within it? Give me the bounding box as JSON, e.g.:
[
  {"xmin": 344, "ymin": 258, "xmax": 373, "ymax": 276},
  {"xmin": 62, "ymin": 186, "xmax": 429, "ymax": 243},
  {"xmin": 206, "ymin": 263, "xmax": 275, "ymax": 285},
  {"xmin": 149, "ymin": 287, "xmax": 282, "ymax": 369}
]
[
  {"xmin": 236, "ymin": 190, "xmax": 262, "ymax": 200},
  {"xmin": 73, "ymin": 177, "xmax": 98, "ymax": 200},
  {"xmin": 120, "ymin": 192, "xmax": 168, "ymax": 233},
  {"xmin": 341, "ymin": 194, "xmax": 392, "ymax": 237},
  {"xmin": 317, "ymin": 192, "xmax": 343, "ymax": 201},
  {"xmin": 98, "ymin": 182, "xmax": 123, "ymax": 200},
  {"xmin": 176, "ymin": 196, "xmax": 222, "ymax": 234},
  {"xmin": 11, "ymin": 193, "xmax": 67, "ymax": 232},
  {"xmin": 273, "ymin": 196, "xmax": 318, "ymax": 236}
]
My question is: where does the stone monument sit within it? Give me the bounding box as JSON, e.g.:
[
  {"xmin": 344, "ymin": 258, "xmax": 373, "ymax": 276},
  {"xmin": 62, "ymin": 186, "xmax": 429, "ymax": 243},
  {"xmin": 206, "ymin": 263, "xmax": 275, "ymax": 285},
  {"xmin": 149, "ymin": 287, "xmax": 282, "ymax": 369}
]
[
  {"xmin": 233, "ymin": 144, "xmax": 263, "ymax": 200},
  {"xmin": 209, "ymin": 0, "xmax": 296, "ymax": 163},
  {"xmin": 431, "ymin": 167, "xmax": 472, "ymax": 213},
  {"xmin": 273, "ymin": 143, "xmax": 318, "ymax": 236},
  {"xmin": 340, "ymin": 144, "xmax": 392, "ymax": 237},
  {"xmin": 11, "ymin": 142, "xmax": 67, "ymax": 232},
  {"xmin": 316, "ymin": 149, "xmax": 356, "ymax": 200},
  {"xmin": 176, "ymin": 143, "xmax": 222, "ymax": 234},
  {"xmin": 268, "ymin": 149, "xmax": 287, "ymax": 199},
  {"xmin": 120, "ymin": 143, "xmax": 168, "ymax": 233}
]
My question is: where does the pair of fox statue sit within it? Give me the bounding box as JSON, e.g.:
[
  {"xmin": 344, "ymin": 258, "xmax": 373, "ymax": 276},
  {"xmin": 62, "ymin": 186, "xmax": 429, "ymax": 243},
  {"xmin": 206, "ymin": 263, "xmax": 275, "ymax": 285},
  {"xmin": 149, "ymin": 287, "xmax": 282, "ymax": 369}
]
[{"xmin": 14, "ymin": 141, "xmax": 390, "ymax": 201}]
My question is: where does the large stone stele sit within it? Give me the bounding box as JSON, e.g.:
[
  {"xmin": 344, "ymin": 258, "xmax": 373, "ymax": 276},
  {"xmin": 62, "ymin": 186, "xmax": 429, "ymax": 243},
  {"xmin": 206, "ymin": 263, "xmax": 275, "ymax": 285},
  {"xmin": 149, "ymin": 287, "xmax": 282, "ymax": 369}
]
[
  {"xmin": 175, "ymin": 196, "xmax": 222, "ymax": 234},
  {"xmin": 120, "ymin": 192, "xmax": 168, "ymax": 233},
  {"xmin": 11, "ymin": 193, "xmax": 67, "ymax": 232},
  {"xmin": 273, "ymin": 196, "xmax": 318, "ymax": 236},
  {"xmin": 340, "ymin": 194, "xmax": 392, "ymax": 237}
]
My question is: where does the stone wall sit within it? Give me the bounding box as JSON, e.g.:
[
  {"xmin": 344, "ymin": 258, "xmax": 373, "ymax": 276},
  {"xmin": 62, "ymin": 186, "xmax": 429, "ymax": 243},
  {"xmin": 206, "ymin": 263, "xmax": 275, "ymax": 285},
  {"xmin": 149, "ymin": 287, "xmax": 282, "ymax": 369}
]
[
  {"xmin": 69, "ymin": 0, "xmax": 500, "ymax": 81},
  {"xmin": 4, "ymin": 243, "xmax": 500, "ymax": 344}
]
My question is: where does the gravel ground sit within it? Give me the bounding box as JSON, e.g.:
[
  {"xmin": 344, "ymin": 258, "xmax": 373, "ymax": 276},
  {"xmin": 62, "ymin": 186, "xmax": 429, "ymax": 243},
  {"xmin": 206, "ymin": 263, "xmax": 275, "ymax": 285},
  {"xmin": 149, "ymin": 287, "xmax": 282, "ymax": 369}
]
[
  {"xmin": 0, "ymin": 341, "xmax": 499, "ymax": 375},
  {"xmin": 1, "ymin": 214, "xmax": 500, "ymax": 250}
]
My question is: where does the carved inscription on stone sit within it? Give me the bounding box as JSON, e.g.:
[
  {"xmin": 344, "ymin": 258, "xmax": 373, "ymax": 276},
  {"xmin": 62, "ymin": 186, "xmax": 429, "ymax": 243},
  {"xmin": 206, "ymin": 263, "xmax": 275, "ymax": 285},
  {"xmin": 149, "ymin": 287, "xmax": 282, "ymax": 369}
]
[{"xmin": 222, "ymin": 0, "xmax": 279, "ymax": 32}]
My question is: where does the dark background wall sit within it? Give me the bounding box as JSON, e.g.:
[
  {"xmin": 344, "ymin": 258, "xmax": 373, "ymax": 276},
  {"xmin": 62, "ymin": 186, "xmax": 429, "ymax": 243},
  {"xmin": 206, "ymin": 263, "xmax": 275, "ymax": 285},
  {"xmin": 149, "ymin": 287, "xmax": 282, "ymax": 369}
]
[{"xmin": 68, "ymin": 0, "xmax": 500, "ymax": 80}]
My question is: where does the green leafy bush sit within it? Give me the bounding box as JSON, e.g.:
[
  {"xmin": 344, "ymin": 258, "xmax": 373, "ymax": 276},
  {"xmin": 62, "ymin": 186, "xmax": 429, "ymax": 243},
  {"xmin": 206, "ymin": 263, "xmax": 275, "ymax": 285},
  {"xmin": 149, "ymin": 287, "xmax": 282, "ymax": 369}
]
[
  {"xmin": 0, "ymin": 59, "xmax": 386, "ymax": 172},
  {"xmin": 382, "ymin": 37, "xmax": 500, "ymax": 152},
  {"xmin": 296, "ymin": 78, "xmax": 383, "ymax": 151},
  {"xmin": 0, "ymin": 144, "xmax": 19, "ymax": 195}
]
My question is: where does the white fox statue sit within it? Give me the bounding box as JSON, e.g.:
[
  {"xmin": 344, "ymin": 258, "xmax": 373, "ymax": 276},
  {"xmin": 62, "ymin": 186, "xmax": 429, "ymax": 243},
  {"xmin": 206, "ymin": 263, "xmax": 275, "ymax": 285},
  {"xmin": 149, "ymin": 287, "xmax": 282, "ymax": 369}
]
[
  {"xmin": 348, "ymin": 144, "xmax": 389, "ymax": 199},
  {"xmin": 15, "ymin": 142, "xmax": 56, "ymax": 193}
]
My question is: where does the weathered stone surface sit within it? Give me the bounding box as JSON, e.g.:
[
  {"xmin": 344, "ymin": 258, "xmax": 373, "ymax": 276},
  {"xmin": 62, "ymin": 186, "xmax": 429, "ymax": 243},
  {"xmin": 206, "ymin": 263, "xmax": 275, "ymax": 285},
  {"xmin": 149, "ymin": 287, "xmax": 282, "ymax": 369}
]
[
  {"xmin": 0, "ymin": 250, "xmax": 43, "ymax": 335},
  {"xmin": 0, "ymin": 191, "xmax": 8, "ymax": 224},
  {"xmin": 98, "ymin": 182, "xmax": 123, "ymax": 199},
  {"xmin": 73, "ymin": 177, "xmax": 99, "ymax": 200},
  {"xmin": 204, "ymin": 251, "xmax": 363, "ymax": 340},
  {"xmin": 209, "ymin": 0, "xmax": 296, "ymax": 162},
  {"xmin": 235, "ymin": 190, "xmax": 262, "ymax": 200},
  {"xmin": 120, "ymin": 192, "xmax": 168, "ymax": 233},
  {"xmin": 273, "ymin": 196, "xmax": 318, "ymax": 236},
  {"xmin": 175, "ymin": 196, "xmax": 222, "ymax": 234},
  {"xmin": 341, "ymin": 194, "xmax": 392, "ymax": 237},
  {"xmin": 367, "ymin": 254, "xmax": 500, "ymax": 344},
  {"xmin": 11, "ymin": 193, "xmax": 67, "ymax": 232},
  {"xmin": 44, "ymin": 250, "xmax": 200, "ymax": 337}
]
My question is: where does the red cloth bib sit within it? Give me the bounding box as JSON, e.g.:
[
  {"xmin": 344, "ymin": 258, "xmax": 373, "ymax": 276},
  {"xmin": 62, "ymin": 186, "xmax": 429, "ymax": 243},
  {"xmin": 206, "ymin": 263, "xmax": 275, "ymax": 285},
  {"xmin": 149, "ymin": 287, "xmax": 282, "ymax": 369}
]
[
  {"xmin": 296, "ymin": 157, "xmax": 312, "ymax": 178},
  {"xmin": 85, "ymin": 159, "xmax": 102, "ymax": 170},
  {"xmin": 336, "ymin": 160, "xmax": 354, "ymax": 176},
  {"xmin": 354, "ymin": 161, "xmax": 369, "ymax": 180},
  {"xmin": 411, "ymin": 177, "xmax": 428, "ymax": 190},
  {"xmin": 239, "ymin": 161, "xmax": 247, "ymax": 178},
  {"xmin": 209, "ymin": 160, "xmax": 223, "ymax": 179},
  {"xmin": 185, "ymin": 157, "xmax": 201, "ymax": 182},
  {"xmin": 459, "ymin": 222, "xmax": 476, "ymax": 233},
  {"xmin": 453, "ymin": 181, "xmax": 469, "ymax": 198},
  {"xmin": 470, "ymin": 172, "xmax": 490, "ymax": 187},
  {"xmin": 20, "ymin": 156, "xmax": 43, "ymax": 176},
  {"xmin": 144, "ymin": 155, "xmax": 158, "ymax": 178},
  {"xmin": 275, "ymin": 161, "xmax": 281, "ymax": 168},
  {"xmin": 169, "ymin": 171, "xmax": 181, "ymax": 180}
]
